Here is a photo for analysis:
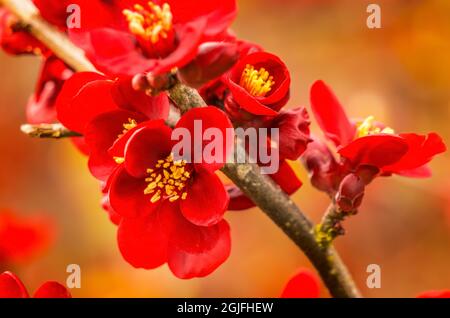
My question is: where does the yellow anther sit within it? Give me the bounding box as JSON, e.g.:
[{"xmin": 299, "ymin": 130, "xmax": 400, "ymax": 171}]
[
  {"xmin": 150, "ymin": 190, "xmax": 161, "ymax": 203},
  {"xmin": 356, "ymin": 116, "xmax": 395, "ymax": 138},
  {"xmin": 143, "ymin": 154, "xmax": 191, "ymax": 203},
  {"xmin": 123, "ymin": 2, "xmax": 173, "ymax": 44},
  {"xmin": 114, "ymin": 157, "xmax": 125, "ymax": 164},
  {"xmin": 239, "ymin": 64, "xmax": 275, "ymax": 97}
]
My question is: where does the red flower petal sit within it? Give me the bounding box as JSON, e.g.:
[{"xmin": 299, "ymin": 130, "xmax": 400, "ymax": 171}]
[
  {"xmin": 417, "ymin": 290, "xmax": 450, "ymax": 298},
  {"xmin": 338, "ymin": 135, "xmax": 409, "ymax": 168},
  {"xmin": 33, "ymin": 282, "xmax": 71, "ymax": 298},
  {"xmin": 168, "ymin": 0, "xmax": 237, "ymax": 38},
  {"xmin": 85, "ymin": 110, "xmax": 147, "ymax": 181},
  {"xmin": 112, "ymin": 78, "xmax": 170, "ymax": 120},
  {"xmin": 57, "ymin": 76, "xmax": 117, "ymax": 133},
  {"xmin": 395, "ymin": 165, "xmax": 432, "ymax": 178},
  {"xmin": 382, "ymin": 133, "xmax": 446, "ymax": 175},
  {"xmin": 175, "ymin": 107, "xmax": 234, "ymax": 173},
  {"xmin": 56, "ymin": 72, "xmax": 106, "ymax": 125},
  {"xmin": 0, "ymin": 272, "xmax": 29, "ymax": 298},
  {"xmin": 180, "ymin": 170, "xmax": 229, "ymax": 226},
  {"xmin": 310, "ymin": 80, "xmax": 355, "ymax": 147},
  {"xmin": 108, "ymin": 166, "xmax": 158, "ymax": 218},
  {"xmin": 124, "ymin": 121, "xmax": 173, "ymax": 178},
  {"xmin": 151, "ymin": 20, "xmax": 206, "ymax": 75},
  {"xmin": 117, "ymin": 207, "xmax": 168, "ymax": 270},
  {"xmin": 70, "ymin": 28, "xmax": 156, "ymax": 77},
  {"xmin": 162, "ymin": 206, "xmax": 231, "ymax": 279},
  {"xmin": 281, "ymin": 269, "xmax": 321, "ymax": 298}
]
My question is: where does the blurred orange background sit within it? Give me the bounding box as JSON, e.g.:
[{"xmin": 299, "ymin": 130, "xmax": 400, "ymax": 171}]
[{"xmin": 0, "ymin": 0, "xmax": 449, "ymax": 297}]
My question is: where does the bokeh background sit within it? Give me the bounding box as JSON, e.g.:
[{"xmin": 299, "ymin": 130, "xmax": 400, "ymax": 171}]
[{"xmin": 0, "ymin": 0, "xmax": 449, "ymax": 297}]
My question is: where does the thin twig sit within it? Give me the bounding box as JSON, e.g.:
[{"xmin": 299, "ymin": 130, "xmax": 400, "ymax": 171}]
[
  {"xmin": 4, "ymin": 0, "xmax": 361, "ymax": 297},
  {"xmin": 20, "ymin": 123, "xmax": 81, "ymax": 138}
]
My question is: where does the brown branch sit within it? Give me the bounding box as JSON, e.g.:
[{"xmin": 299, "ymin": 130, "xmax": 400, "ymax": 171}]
[
  {"xmin": 4, "ymin": 0, "xmax": 361, "ymax": 297},
  {"xmin": 20, "ymin": 123, "xmax": 81, "ymax": 138}
]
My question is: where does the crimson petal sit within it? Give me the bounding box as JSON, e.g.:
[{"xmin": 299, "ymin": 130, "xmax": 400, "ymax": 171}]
[
  {"xmin": 310, "ymin": 80, "xmax": 355, "ymax": 147},
  {"xmin": 281, "ymin": 269, "xmax": 321, "ymax": 298},
  {"xmin": 57, "ymin": 77, "xmax": 118, "ymax": 133},
  {"xmin": 0, "ymin": 272, "xmax": 29, "ymax": 298},
  {"xmin": 124, "ymin": 121, "xmax": 173, "ymax": 178},
  {"xmin": 163, "ymin": 206, "xmax": 231, "ymax": 279},
  {"xmin": 85, "ymin": 110, "xmax": 147, "ymax": 181},
  {"xmin": 117, "ymin": 207, "xmax": 168, "ymax": 270},
  {"xmin": 33, "ymin": 282, "xmax": 71, "ymax": 298},
  {"xmin": 175, "ymin": 107, "xmax": 234, "ymax": 173},
  {"xmin": 108, "ymin": 166, "xmax": 158, "ymax": 218},
  {"xmin": 338, "ymin": 135, "xmax": 409, "ymax": 168},
  {"xmin": 382, "ymin": 133, "xmax": 446, "ymax": 175},
  {"xmin": 180, "ymin": 170, "xmax": 229, "ymax": 226}
]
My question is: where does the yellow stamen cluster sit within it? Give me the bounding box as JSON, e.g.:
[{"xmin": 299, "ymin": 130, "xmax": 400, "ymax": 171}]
[
  {"xmin": 113, "ymin": 119, "xmax": 138, "ymax": 164},
  {"xmin": 144, "ymin": 154, "xmax": 191, "ymax": 203},
  {"xmin": 239, "ymin": 64, "xmax": 275, "ymax": 97},
  {"xmin": 123, "ymin": 2, "xmax": 173, "ymax": 44},
  {"xmin": 123, "ymin": 118, "xmax": 138, "ymax": 132},
  {"xmin": 356, "ymin": 116, "xmax": 395, "ymax": 138}
]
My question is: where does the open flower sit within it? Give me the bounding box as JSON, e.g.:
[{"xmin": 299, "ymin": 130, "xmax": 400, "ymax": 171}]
[
  {"xmin": 306, "ymin": 80, "xmax": 446, "ymax": 198},
  {"xmin": 225, "ymin": 51, "xmax": 290, "ymax": 116},
  {"xmin": 281, "ymin": 269, "xmax": 320, "ymax": 298},
  {"xmin": 69, "ymin": 0, "xmax": 237, "ymax": 76},
  {"xmin": 108, "ymin": 107, "xmax": 234, "ymax": 278},
  {"xmin": 0, "ymin": 272, "xmax": 70, "ymax": 298},
  {"xmin": 0, "ymin": 210, "xmax": 54, "ymax": 265},
  {"xmin": 56, "ymin": 72, "xmax": 170, "ymax": 181}
]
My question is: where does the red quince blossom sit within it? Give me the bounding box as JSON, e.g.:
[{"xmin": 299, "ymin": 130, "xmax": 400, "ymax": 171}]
[
  {"xmin": 417, "ymin": 290, "xmax": 450, "ymax": 298},
  {"xmin": 225, "ymin": 51, "xmax": 290, "ymax": 116},
  {"xmin": 281, "ymin": 269, "xmax": 320, "ymax": 298},
  {"xmin": 0, "ymin": 272, "xmax": 70, "ymax": 298},
  {"xmin": 310, "ymin": 80, "xmax": 446, "ymax": 178},
  {"xmin": 69, "ymin": 0, "xmax": 237, "ymax": 76},
  {"xmin": 56, "ymin": 72, "xmax": 170, "ymax": 181},
  {"xmin": 0, "ymin": 210, "xmax": 54, "ymax": 265},
  {"xmin": 108, "ymin": 107, "xmax": 234, "ymax": 278}
]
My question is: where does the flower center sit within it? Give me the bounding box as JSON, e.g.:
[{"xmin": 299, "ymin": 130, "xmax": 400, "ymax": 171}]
[
  {"xmin": 144, "ymin": 154, "xmax": 191, "ymax": 203},
  {"xmin": 239, "ymin": 64, "xmax": 275, "ymax": 97},
  {"xmin": 356, "ymin": 116, "xmax": 395, "ymax": 138},
  {"xmin": 123, "ymin": 2, "xmax": 175, "ymax": 57}
]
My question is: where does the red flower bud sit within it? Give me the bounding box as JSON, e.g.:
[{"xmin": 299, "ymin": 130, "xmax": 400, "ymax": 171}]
[
  {"xmin": 335, "ymin": 173, "xmax": 365, "ymax": 212},
  {"xmin": 268, "ymin": 107, "xmax": 312, "ymax": 160},
  {"xmin": 179, "ymin": 42, "xmax": 239, "ymax": 88},
  {"xmin": 301, "ymin": 138, "xmax": 342, "ymax": 194}
]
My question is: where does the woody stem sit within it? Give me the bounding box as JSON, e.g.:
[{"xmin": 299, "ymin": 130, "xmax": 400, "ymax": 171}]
[{"xmin": 4, "ymin": 0, "xmax": 361, "ymax": 298}]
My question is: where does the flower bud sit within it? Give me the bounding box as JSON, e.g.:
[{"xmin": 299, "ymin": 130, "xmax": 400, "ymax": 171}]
[
  {"xmin": 179, "ymin": 42, "xmax": 239, "ymax": 88},
  {"xmin": 335, "ymin": 173, "xmax": 365, "ymax": 212},
  {"xmin": 301, "ymin": 137, "xmax": 342, "ymax": 194},
  {"xmin": 269, "ymin": 107, "xmax": 312, "ymax": 160}
]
